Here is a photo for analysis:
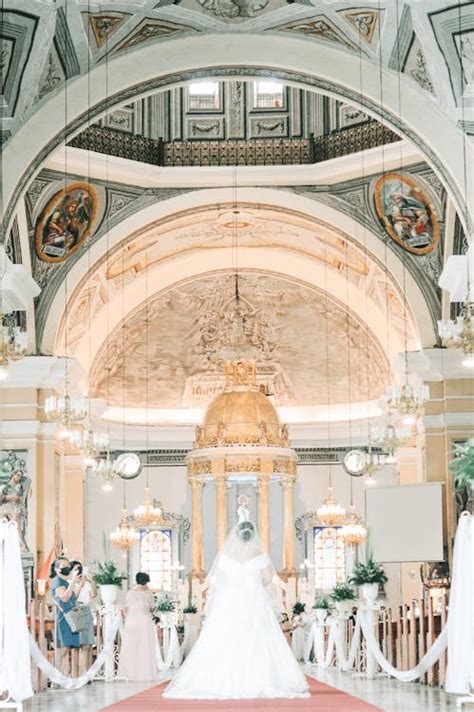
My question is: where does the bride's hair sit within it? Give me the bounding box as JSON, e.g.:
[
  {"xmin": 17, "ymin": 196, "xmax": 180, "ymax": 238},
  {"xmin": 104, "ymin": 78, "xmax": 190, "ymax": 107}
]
[{"xmin": 237, "ymin": 521, "xmax": 255, "ymax": 542}]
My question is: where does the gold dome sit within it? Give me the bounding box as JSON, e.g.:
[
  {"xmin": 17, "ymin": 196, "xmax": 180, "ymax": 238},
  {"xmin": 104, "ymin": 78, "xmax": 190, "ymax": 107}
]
[{"xmin": 193, "ymin": 359, "xmax": 290, "ymax": 449}]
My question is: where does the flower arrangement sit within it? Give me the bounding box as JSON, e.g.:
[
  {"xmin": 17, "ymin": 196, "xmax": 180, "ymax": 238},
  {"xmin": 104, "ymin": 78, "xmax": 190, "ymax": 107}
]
[
  {"xmin": 183, "ymin": 604, "xmax": 198, "ymax": 614},
  {"xmin": 312, "ymin": 595, "xmax": 331, "ymax": 610},
  {"xmin": 449, "ymin": 438, "xmax": 474, "ymax": 491},
  {"xmin": 292, "ymin": 601, "xmax": 306, "ymax": 616},
  {"xmin": 331, "ymin": 581, "xmax": 356, "ymax": 602},
  {"xmin": 92, "ymin": 561, "xmax": 128, "ymax": 587},
  {"xmin": 154, "ymin": 593, "xmax": 175, "ymax": 613},
  {"xmin": 349, "ymin": 559, "xmax": 388, "ymax": 586}
]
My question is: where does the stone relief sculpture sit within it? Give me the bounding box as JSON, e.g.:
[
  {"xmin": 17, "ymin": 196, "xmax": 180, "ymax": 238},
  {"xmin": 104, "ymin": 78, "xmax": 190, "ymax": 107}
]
[
  {"xmin": 198, "ymin": 0, "xmax": 268, "ymax": 18},
  {"xmin": 0, "ymin": 451, "xmax": 30, "ymax": 551}
]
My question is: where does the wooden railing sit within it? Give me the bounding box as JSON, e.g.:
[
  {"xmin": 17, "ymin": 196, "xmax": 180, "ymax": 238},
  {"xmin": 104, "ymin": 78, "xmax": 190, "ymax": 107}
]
[{"xmin": 68, "ymin": 121, "xmax": 401, "ymax": 167}]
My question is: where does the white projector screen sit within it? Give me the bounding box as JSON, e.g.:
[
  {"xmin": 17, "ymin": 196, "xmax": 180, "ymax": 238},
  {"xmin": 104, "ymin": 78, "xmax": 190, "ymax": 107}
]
[{"xmin": 365, "ymin": 483, "xmax": 444, "ymax": 562}]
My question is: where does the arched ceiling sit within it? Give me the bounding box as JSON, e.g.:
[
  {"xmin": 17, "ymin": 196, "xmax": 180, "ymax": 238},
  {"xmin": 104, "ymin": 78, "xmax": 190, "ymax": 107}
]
[
  {"xmin": 50, "ymin": 197, "xmax": 421, "ymax": 377},
  {"xmin": 88, "ymin": 271, "xmax": 390, "ymax": 412},
  {"xmin": 2, "ymin": 0, "xmax": 473, "ymax": 238}
]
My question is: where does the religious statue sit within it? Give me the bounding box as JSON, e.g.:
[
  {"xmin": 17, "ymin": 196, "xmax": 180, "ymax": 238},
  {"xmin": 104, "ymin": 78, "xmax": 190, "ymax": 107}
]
[
  {"xmin": 216, "ymin": 421, "xmax": 227, "ymax": 446},
  {"xmin": 0, "ymin": 468, "xmax": 31, "ymax": 551}
]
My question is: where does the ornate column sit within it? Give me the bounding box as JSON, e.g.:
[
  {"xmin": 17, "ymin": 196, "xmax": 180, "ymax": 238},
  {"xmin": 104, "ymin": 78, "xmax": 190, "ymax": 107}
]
[
  {"xmin": 214, "ymin": 473, "xmax": 228, "ymax": 550},
  {"xmin": 281, "ymin": 475, "xmax": 297, "ymax": 576},
  {"xmin": 258, "ymin": 471, "xmax": 271, "ymax": 552},
  {"xmin": 190, "ymin": 478, "xmax": 205, "ymax": 579}
]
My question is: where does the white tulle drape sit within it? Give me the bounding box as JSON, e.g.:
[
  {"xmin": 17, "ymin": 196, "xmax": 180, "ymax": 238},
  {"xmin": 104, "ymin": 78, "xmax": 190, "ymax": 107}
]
[
  {"xmin": 304, "ymin": 513, "xmax": 473, "ymax": 693},
  {"xmin": 29, "ymin": 615, "xmax": 121, "ymax": 689},
  {"xmin": 155, "ymin": 625, "xmax": 183, "ymax": 670},
  {"xmin": 445, "ymin": 511, "xmax": 474, "ymax": 694},
  {"xmin": 0, "ymin": 519, "xmax": 33, "ymax": 702}
]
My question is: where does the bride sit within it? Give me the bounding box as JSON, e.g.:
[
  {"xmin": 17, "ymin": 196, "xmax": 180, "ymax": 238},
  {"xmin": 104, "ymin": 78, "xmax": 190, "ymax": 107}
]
[{"xmin": 164, "ymin": 509, "xmax": 309, "ymax": 699}]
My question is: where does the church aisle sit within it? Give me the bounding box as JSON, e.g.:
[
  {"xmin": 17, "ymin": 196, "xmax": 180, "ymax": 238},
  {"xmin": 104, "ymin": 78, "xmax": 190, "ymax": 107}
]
[
  {"xmin": 21, "ymin": 672, "xmax": 459, "ymax": 712},
  {"xmin": 308, "ymin": 669, "xmax": 458, "ymax": 712}
]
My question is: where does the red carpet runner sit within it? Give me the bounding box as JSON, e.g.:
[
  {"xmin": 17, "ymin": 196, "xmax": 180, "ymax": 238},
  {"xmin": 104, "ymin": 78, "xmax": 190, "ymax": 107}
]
[{"xmin": 102, "ymin": 677, "xmax": 382, "ymax": 711}]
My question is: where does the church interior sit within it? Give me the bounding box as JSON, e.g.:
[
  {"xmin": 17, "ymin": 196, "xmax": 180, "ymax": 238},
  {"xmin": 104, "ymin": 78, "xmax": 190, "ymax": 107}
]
[{"xmin": 1, "ymin": 0, "xmax": 473, "ymax": 710}]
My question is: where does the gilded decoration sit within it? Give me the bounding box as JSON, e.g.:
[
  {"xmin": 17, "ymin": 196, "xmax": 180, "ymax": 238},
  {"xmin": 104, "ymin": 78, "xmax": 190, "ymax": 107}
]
[
  {"xmin": 35, "ymin": 182, "xmax": 98, "ymax": 263},
  {"xmin": 374, "ymin": 173, "xmax": 439, "ymax": 255}
]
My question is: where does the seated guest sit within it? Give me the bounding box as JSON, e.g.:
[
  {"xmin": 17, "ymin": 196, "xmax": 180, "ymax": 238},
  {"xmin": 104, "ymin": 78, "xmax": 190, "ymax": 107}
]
[{"xmin": 119, "ymin": 572, "xmax": 159, "ymax": 681}]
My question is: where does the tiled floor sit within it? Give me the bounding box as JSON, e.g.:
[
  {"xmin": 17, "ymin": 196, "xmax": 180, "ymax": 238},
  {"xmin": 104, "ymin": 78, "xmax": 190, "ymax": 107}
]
[
  {"xmin": 308, "ymin": 667, "xmax": 461, "ymax": 712},
  {"xmin": 21, "ymin": 669, "xmax": 464, "ymax": 712}
]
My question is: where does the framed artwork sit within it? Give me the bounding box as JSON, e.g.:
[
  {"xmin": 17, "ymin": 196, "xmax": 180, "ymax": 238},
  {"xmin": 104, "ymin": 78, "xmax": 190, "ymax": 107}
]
[
  {"xmin": 35, "ymin": 181, "xmax": 98, "ymax": 262},
  {"xmin": 374, "ymin": 173, "xmax": 439, "ymax": 255}
]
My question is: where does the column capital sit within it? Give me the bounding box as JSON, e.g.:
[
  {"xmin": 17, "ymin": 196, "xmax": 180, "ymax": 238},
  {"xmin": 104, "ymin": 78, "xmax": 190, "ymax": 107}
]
[
  {"xmin": 189, "ymin": 477, "xmax": 205, "ymax": 490},
  {"xmin": 213, "ymin": 472, "xmax": 228, "ymax": 485},
  {"xmin": 280, "ymin": 474, "xmax": 296, "ymax": 489}
]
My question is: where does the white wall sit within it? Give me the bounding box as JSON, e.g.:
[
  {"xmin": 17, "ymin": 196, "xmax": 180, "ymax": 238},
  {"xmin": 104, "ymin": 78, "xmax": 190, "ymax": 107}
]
[{"xmin": 84, "ymin": 459, "xmax": 408, "ymax": 603}]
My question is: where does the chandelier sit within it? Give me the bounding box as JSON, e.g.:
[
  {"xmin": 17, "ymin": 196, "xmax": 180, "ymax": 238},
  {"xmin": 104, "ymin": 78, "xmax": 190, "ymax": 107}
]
[
  {"xmin": 317, "ymin": 483, "xmax": 346, "ymax": 527},
  {"xmin": 134, "ymin": 487, "xmax": 163, "ymax": 526},
  {"xmin": 438, "ymin": 302, "xmax": 474, "ymax": 367},
  {"xmin": 70, "ymin": 428, "xmax": 110, "ymax": 467},
  {"xmin": 373, "ymin": 422, "xmax": 412, "ymax": 464},
  {"xmin": 385, "ymin": 380, "xmax": 429, "ymax": 426},
  {"xmin": 361, "ymin": 443, "xmax": 386, "ymax": 475},
  {"xmin": 341, "ymin": 505, "xmax": 367, "ymax": 545},
  {"xmin": 110, "ymin": 509, "xmax": 140, "ymax": 550},
  {"xmin": 0, "ymin": 313, "xmax": 28, "ymax": 380},
  {"xmin": 45, "ymin": 385, "xmax": 88, "ymax": 439},
  {"xmin": 90, "ymin": 450, "xmax": 119, "ymax": 491}
]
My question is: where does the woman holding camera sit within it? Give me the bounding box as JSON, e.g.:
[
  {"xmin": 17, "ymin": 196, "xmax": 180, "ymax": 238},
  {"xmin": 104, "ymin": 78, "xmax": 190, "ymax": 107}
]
[
  {"xmin": 50, "ymin": 556, "xmax": 84, "ymax": 675},
  {"xmin": 70, "ymin": 560, "xmax": 97, "ymax": 675}
]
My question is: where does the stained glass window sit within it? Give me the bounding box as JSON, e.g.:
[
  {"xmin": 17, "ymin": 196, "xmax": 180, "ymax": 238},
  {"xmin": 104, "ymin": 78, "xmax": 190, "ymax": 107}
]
[
  {"xmin": 313, "ymin": 526, "xmax": 346, "ymax": 592},
  {"xmin": 140, "ymin": 529, "xmax": 173, "ymax": 591}
]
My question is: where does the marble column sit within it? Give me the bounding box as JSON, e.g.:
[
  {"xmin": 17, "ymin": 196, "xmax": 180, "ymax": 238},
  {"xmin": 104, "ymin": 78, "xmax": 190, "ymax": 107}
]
[
  {"xmin": 258, "ymin": 473, "xmax": 271, "ymax": 552},
  {"xmin": 281, "ymin": 475, "xmax": 297, "ymax": 575},
  {"xmin": 190, "ymin": 478, "xmax": 205, "ymax": 578},
  {"xmin": 214, "ymin": 473, "xmax": 228, "ymax": 550}
]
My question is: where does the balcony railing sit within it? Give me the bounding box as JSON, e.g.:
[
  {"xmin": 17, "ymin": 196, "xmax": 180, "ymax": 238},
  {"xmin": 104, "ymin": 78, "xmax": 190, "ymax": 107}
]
[{"xmin": 69, "ymin": 121, "xmax": 401, "ymax": 167}]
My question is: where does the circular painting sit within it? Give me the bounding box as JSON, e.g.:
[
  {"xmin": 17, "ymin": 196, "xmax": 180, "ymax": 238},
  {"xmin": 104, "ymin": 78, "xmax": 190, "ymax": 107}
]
[
  {"xmin": 374, "ymin": 173, "xmax": 439, "ymax": 255},
  {"xmin": 35, "ymin": 181, "xmax": 98, "ymax": 262}
]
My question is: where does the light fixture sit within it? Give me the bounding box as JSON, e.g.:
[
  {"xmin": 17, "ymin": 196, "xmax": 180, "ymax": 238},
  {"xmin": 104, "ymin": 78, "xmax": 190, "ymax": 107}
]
[
  {"xmin": 90, "ymin": 450, "xmax": 119, "ymax": 490},
  {"xmin": 438, "ymin": 301, "xmax": 474, "ymax": 359},
  {"xmin": 134, "ymin": 487, "xmax": 163, "ymax": 527},
  {"xmin": 364, "ymin": 474, "xmax": 377, "ymax": 486},
  {"xmin": 0, "ymin": 312, "xmax": 28, "ymax": 376},
  {"xmin": 70, "ymin": 427, "xmax": 110, "ymax": 467},
  {"xmin": 45, "ymin": 383, "xmax": 88, "ymax": 439},
  {"xmin": 110, "ymin": 508, "xmax": 140, "ymax": 550},
  {"xmin": 341, "ymin": 505, "xmax": 367, "ymax": 545},
  {"xmin": 317, "ymin": 473, "xmax": 346, "ymax": 527},
  {"xmin": 385, "ymin": 380, "xmax": 429, "ymax": 426}
]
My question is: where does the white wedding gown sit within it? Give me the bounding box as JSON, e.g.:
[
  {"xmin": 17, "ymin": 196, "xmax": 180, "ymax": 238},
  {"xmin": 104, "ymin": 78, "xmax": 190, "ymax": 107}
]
[{"xmin": 164, "ymin": 545, "xmax": 309, "ymax": 699}]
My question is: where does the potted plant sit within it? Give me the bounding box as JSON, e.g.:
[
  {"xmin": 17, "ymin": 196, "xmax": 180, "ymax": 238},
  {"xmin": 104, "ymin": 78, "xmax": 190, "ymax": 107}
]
[
  {"xmin": 183, "ymin": 603, "xmax": 198, "ymax": 615},
  {"xmin": 292, "ymin": 601, "xmax": 306, "ymax": 617},
  {"xmin": 312, "ymin": 595, "xmax": 331, "ymax": 623},
  {"xmin": 349, "ymin": 559, "xmax": 388, "ymax": 603},
  {"xmin": 154, "ymin": 593, "xmax": 176, "ymax": 627},
  {"xmin": 93, "ymin": 561, "xmax": 127, "ymax": 605},
  {"xmin": 449, "ymin": 438, "xmax": 474, "ymax": 492},
  {"xmin": 331, "ymin": 581, "xmax": 356, "ymax": 615}
]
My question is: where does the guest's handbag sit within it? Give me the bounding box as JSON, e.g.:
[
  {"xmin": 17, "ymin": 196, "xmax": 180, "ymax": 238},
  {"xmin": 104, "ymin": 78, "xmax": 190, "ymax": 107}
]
[{"xmin": 63, "ymin": 605, "xmax": 89, "ymax": 633}]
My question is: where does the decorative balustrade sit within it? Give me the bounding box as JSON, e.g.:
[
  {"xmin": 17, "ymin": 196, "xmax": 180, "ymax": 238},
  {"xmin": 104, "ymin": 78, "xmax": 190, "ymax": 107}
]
[
  {"xmin": 68, "ymin": 121, "xmax": 401, "ymax": 167},
  {"xmin": 312, "ymin": 121, "xmax": 400, "ymax": 162}
]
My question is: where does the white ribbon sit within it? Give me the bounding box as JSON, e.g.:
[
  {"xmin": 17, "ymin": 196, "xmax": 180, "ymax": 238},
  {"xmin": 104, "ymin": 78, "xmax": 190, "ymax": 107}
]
[
  {"xmin": 28, "ymin": 614, "xmax": 121, "ymax": 689},
  {"xmin": 155, "ymin": 626, "xmax": 183, "ymax": 671},
  {"xmin": 333, "ymin": 616, "xmax": 361, "ymax": 672},
  {"xmin": 358, "ymin": 610, "xmax": 448, "ymax": 682},
  {"xmin": 0, "ymin": 520, "xmax": 34, "ymax": 702}
]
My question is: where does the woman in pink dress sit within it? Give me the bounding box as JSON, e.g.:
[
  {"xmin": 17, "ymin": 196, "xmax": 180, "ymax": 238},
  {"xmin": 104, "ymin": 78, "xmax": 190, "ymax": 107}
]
[{"xmin": 119, "ymin": 572, "xmax": 159, "ymax": 681}]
